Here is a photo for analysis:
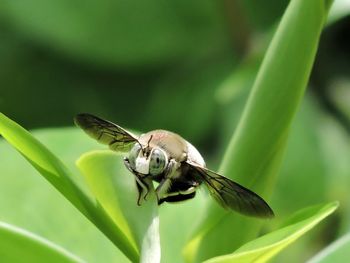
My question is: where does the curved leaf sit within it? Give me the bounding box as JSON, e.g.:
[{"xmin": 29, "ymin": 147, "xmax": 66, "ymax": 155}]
[
  {"xmin": 0, "ymin": 221, "xmax": 82, "ymax": 263},
  {"xmin": 327, "ymin": 0, "xmax": 350, "ymax": 24},
  {"xmin": 184, "ymin": 0, "xmax": 334, "ymax": 261},
  {"xmin": 0, "ymin": 113, "xmax": 138, "ymax": 262},
  {"xmin": 0, "ymin": 0, "xmax": 227, "ymax": 67},
  {"xmin": 307, "ymin": 232, "xmax": 350, "ymax": 263},
  {"xmin": 204, "ymin": 202, "xmax": 338, "ymax": 263},
  {"xmin": 0, "ymin": 128, "xmax": 130, "ymax": 262},
  {"xmin": 77, "ymin": 151, "xmax": 160, "ymax": 263}
]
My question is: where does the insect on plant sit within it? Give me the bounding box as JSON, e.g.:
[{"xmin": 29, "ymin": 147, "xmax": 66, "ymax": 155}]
[{"xmin": 75, "ymin": 113, "xmax": 274, "ymax": 218}]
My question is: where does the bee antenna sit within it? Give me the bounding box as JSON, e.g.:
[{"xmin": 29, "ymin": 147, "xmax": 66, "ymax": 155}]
[
  {"xmin": 137, "ymin": 140, "xmax": 145, "ymax": 155},
  {"xmin": 147, "ymin": 135, "xmax": 153, "ymax": 149}
]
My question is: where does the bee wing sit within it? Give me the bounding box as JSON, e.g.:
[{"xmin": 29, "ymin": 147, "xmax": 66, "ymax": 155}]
[
  {"xmin": 74, "ymin": 113, "xmax": 138, "ymax": 152},
  {"xmin": 187, "ymin": 161, "xmax": 274, "ymax": 218}
]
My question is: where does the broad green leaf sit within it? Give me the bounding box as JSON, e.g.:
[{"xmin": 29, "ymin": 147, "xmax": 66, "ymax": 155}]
[
  {"xmin": 0, "ymin": 128, "xmax": 129, "ymax": 262},
  {"xmin": 184, "ymin": 0, "xmax": 334, "ymax": 261},
  {"xmin": 327, "ymin": 0, "xmax": 350, "ymax": 24},
  {"xmin": 77, "ymin": 151, "xmax": 160, "ymax": 263},
  {"xmin": 328, "ymin": 78, "xmax": 350, "ymax": 121},
  {"xmin": 267, "ymin": 97, "xmax": 329, "ymax": 262},
  {"xmin": 0, "ymin": 221, "xmax": 82, "ymax": 263},
  {"xmin": 273, "ymin": 97, "xmax": 328, "ymax": 215},
  {"xmin": 145, "ymin": 56, "xmax": 234, "ymax": 143},
  {"xmin": 318, "ymin": 115, "xmax": 350, "ymax": 233},
  {"xmin": 0, "ymin": 113, "xmax": 138, "ymax": 262},
  {"xmin": 0, "ymin": 0, "xmax": 228, "ymax": 67},
  {"xmin": 159, "ymin": 191, "xmax": 207, "ymax": 263},
  {"xmin": 215, "ymin": 56, "xmax": 260, "ymax": 106},
  {"xmin": 307, "ymin": 232, "xmax": 350, "ymax": 263},
  {"xmin": 239, "ymin": 0, "xmax": 289, "ymax": 31},
  {"xmin": 203, "ymin": 202, "xmax": 338, "ymax": 263}
]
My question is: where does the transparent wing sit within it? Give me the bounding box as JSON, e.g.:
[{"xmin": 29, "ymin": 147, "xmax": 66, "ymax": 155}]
[
  {"xmin": 74, "ymin": 113, "xmax": 138, "ymax": 152},
  {"xmin": 187, "ymin": 162, "xmax": 274, "ymax": 218}
]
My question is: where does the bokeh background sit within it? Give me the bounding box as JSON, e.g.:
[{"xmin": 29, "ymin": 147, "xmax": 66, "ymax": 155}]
[{"xmin": 0, "ymin": 0, "xmax": 349, "ymax": 262}]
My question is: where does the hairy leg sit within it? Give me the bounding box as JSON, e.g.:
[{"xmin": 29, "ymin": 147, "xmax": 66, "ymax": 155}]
[
  {"xmin": 124, "ymin": 157, "xmax": 150, "ymax": 205},
  {"xmin": 158, "ymin": 191, "xmax": 196, "ymax": 204}
]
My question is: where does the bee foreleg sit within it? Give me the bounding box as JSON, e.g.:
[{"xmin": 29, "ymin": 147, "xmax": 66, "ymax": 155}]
[
  {"xmin": 124, "ymin": 157, "xmax": 151, "ymax": 205},
  {"xmin": 133, "ymin": 174, "xmax": 151, "ymax": 205},
  {"xmin": 135, "ymin": 180, "xmax": 144, "ymax": 206},
  {"xmin": 155, "ymin": 178, "xmax": 172, "ymax": 203}
]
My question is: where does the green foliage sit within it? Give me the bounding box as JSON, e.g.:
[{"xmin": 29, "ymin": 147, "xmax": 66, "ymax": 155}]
[
  {"xmin": 327, "ymin": 0, "xmax": 350, "ymax": 24},
  {"xmin": 0, "ymin": 128, "xmax": 129, "ymax": 262},
  {"xmin": 77, "ymin": 151, "xmax": 160, "ymax": 263},
  {"xmin": 308, "ymin": 233, "xmax": 350, "ymax": 263},
  {"xmin": 0, "ymin": 222, "xmax": 82, "ymax": 263},
  {"xmin": 0, "ymin": 122, "xmax": 338, "ymax": 263},
  {"xmin": 0, "ymin": 0, "xmax": 347, "ymax": 262},
  {"xmin": 203, "ymin": 202, "xmax": 338, "ymax": 263},
  {"xmin": 184, "ymin": 0, "xmax": 334, "ymax": 261},
  {"xmin": 0, "ymin": 0, "xmax": 228, "ymax": 67},
  {"xmin": 0, "ymin": 113, "xmax": 138, "ymax": 262}
]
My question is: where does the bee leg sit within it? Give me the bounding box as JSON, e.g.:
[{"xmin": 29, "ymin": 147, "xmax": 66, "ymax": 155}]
[
  {"xmin": 133, "ymin": 174, "xmax": 151, "ymax": 205},
  {"xmin": 135, "ymin": 181, "xmax": 144, "ymax": 206},
  {"xmin": 179, "ymin": 186, "xmax": 197, "ymax": 195},
  {"xmin": 159, "ymin": 191, "xmax": 196, "ymax": 204},
  {"xmin": 155, "ymin": 158, "xmax": 179, "ymax": 203},
  {"xmin": 158, "ymin": 179, "xmax": 199, "ymax": 204},
  {"xmin": 155, "ymin": 178, "xmax": 172, "ymax": 204},
  {"xmin": 123, "ymin": 157, "xmax": 133, "ymax": 173},
  {"xmin": 124, "ymin": 157, "xmax": 150, "ymax": 205},
  {"xmin": 141, "ymin": 178, "xmax": 151, "ymax": 201}
]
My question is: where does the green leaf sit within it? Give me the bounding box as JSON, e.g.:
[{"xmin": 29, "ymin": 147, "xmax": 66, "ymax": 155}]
[
  {"xmin": 215, "ymin": 56, "xmax": 260, "ymax": 106},
  {"xmin": 265, "ymin": 97, "xmax": 329, "ymax": 262},
  {"xmin": 318, "ymin": 115, "xmax": 350, "ymax": 233},
  {"xmin": 0, "ymin": 113, "xmax": 138, "ymax": 262},
  {"xmin": 0, "ymin": 0, "xmax": 228, "ymax": 67},
  {"xmin": 327, "ymin": 0, "xmax": 350, "ymax": 24},
  {"xmin": 0, "ymin": 128, "xmax": 129, "ymax": 262},
  {"xmin": 184, "ymin": 0, "xmax": 334, "ymax": 261},
  {"xmin": 159, "ymin": 191, "xmax": 207, "ymax": 263},
  {"xmin": 307, "ymin": 232, "xmax": 350, "ymax": 263},
  {"xmin": 145, "ymin": 57, "xmax": 234, "ymax": 143},
  {"xmin": 239, "ymin": 0, "xmax": 289, "ymax": 31},
  {"xmin": 77, "ymin": 151, "xmax": 160, "ymax": 263},
  {"xmin": 203, "ymin": 202, "xmax": 338, "ymax": 263},
  {"xmin": 273, "ymin": 97, "xmax": 329, "ymax": 215},
  {"xmin": 0, "ymin": 221, "xmax": 83, "ymax": 263}
]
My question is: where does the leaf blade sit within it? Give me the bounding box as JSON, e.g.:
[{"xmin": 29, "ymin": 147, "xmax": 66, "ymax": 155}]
[
  {"xmin": 203, "ymin": 202, "xmax": 338, "ymax": 263},
  {"xmin": 0, "ymin": 221, "xmax": 83, "ymax": 263},
  {"xmin": 307, "ymin": 232, "xmax": 350, "ymax": 263},
  {"xmin": 77, "ymin": 150, "xmax": 160, "ymax": 263},
  {"xmin": 0, "ymin": 113, "xmax": 138, "ymax": 262},
  {"xmin": 184, "ymin": 0, "xmax": 334, "ymax": 261},
  {"xmin": 0, "ymin": 128, "xmax": 130, "ymax": 262}
]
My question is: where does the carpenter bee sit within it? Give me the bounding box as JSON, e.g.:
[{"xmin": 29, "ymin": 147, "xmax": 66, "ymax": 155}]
[{"xmin": 75, "ymin": 113, "xmax": 274, "ymax": 218}]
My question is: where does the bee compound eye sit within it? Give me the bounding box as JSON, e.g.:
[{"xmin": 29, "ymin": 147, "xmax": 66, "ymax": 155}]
[
  {"xmin": 149, "ymin": 148, "xmax": 167, "ymax": 176},
  {"xmin": 129, "ymin": 143, "xmax": 142, "ymax": 169}
]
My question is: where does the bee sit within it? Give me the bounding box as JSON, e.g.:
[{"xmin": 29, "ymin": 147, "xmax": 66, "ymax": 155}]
[{"xmin": 75, "ymin": 113, "xmax": 274, "ymax": 218}]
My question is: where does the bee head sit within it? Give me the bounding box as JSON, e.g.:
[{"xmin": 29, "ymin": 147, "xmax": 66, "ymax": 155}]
[{"xmin": 128, "ymin": 142, "xmax": 168, "ymax": 176}]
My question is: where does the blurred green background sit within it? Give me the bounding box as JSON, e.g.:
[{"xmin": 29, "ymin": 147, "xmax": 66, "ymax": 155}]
[{"xmin": 0, "ymin": 0, "xmax": 349, "ymax": 262}]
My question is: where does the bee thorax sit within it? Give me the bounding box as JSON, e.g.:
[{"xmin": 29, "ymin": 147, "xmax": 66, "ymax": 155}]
[{"xmin": 135, "ymin": 157, "xmax": 149, "ymax": 174}]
